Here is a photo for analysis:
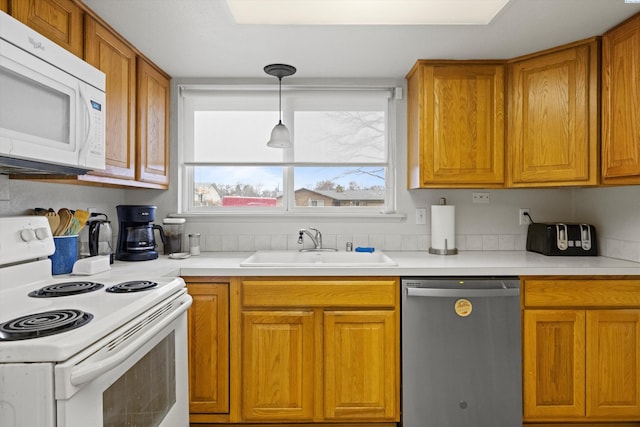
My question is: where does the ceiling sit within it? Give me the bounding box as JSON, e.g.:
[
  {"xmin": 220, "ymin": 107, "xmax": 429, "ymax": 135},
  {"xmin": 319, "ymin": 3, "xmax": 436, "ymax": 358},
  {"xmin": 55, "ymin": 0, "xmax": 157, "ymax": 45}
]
[{"xmin": 82, "ymin": 0, "xmax": 640, "ymax": 80}]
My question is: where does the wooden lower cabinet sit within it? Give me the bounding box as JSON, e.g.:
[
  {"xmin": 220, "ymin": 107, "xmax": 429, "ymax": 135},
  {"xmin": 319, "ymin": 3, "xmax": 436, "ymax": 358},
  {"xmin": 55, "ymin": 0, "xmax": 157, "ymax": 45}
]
[
  {"xmin": 323, "ymin": 310, "xmax": 397, "ymax": 420},
  {"xmin": 238, "ymin": 277, "xmax": 400, "ymax": 425},
  {"xmin": 185, "ymin": 280, "xmax": 230, "ymax": 422},
  {"xmin": 241, "ymin": 310, "xmax": 315, "ymax": 421},
  {"xmin": 523, "ymin": 277, "xmax": 640, "ymax": 423}
]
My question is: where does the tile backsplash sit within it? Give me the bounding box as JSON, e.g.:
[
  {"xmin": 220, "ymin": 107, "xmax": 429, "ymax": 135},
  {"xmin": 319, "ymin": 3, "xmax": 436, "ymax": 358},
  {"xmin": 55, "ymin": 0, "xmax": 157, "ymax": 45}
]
[{"xmin": 200, "ymin": 232, "xmax": 640, "ymax": 263}]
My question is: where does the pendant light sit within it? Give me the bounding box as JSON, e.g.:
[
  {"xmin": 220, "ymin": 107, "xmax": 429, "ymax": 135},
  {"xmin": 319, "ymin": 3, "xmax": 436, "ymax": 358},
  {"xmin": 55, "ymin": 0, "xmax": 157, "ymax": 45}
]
[{"xmin": 264, "ymin": 64, "xmax": 296, "ymax": 148}]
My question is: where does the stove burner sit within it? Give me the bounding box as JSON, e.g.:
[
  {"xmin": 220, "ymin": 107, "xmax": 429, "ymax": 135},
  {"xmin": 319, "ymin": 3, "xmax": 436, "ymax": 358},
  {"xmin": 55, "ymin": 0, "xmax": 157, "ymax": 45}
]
[
  {"xmin": 0, "ymin": 309, "xmax": 93, "ymax": 341},
  {"xmin": 106, "ymin": 280, "xmax": 158, "ymax": 293},
  {"xmin": 28, "ymin": 281, "xmax": 105, "ymax": 298}
]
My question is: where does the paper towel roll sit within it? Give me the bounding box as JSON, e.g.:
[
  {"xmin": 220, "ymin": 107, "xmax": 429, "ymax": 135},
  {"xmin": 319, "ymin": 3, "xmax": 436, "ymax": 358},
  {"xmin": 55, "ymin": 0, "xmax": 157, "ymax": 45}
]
[{"xmin": 429, "ymin": 204, "xmax": 458, "ymax": 255}]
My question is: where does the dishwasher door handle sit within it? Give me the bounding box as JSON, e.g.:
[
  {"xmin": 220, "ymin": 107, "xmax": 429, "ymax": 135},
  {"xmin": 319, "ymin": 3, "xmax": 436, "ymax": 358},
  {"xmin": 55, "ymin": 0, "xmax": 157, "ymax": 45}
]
[{"xmin": 406, "ymin": 287, "xmax": 519, "ymax": 298}]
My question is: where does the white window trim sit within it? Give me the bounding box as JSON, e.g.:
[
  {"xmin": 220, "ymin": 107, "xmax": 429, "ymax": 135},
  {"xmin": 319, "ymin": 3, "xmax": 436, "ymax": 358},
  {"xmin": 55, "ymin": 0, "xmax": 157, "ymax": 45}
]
[{"xmin": 177, "ymin": 82, "xmax": 403, "ymax": 221}]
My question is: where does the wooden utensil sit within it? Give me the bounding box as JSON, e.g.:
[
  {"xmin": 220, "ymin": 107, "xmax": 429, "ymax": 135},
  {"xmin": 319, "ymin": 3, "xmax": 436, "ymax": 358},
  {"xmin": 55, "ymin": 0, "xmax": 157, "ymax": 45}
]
[
  {"xmin": 55, "ymin": 208, "xmax": 73, "ymax": 236},
  {"xmin": 73, "ymin": 209, "xmax": 90, "ymax": 232},
  {"xmin": 46, "ymin": 212, "xmax": 60, "ymax": 234}
]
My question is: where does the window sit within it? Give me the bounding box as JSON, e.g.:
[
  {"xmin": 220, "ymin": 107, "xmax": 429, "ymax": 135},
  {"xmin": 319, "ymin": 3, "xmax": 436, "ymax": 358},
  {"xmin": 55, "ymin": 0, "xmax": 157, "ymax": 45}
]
[{"xmin": 180, "ymin": 85, "xmax": 395, "ymax": 215}]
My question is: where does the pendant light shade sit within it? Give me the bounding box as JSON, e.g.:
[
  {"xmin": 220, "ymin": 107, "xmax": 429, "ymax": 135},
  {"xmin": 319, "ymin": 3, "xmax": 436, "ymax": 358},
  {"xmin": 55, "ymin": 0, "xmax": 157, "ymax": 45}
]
[{"xmin": 264, "ymin": 64, "xmax": 296, "ymax": 148}]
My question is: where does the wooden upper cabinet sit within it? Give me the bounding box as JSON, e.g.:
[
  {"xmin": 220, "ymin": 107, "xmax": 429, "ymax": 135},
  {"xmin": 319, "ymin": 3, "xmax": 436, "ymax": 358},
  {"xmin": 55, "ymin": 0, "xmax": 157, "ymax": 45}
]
[
  {"xmin": 507, "ymin": 38, "xmax": 600, "ymax": 187},
  {"xmin": 10, "ymin": 0, "xmax": 83, "ymax": 57},
  {"xmin": 602, "ymin": 12, "xmax": 640, "ymax": 184},
  {"xmin": 407, "ymin": 61, "xmax": 505, "ymax": 188},
  {"xmin": 137, "ymin": 58, "xmax": 170, "ymax": 186},
  {"xmin": 1, "ymin": 1, "xmax": 8, "ymax": 13},
  {"xmin": 84, "ymin": 16, "xmax": 137, "ymax": 181}
]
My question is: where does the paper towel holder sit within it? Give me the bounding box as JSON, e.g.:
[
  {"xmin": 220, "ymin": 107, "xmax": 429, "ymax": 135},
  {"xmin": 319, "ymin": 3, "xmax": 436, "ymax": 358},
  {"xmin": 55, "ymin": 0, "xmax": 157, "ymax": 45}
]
[
  {"xmin": 429, "ymin": 198, "xmax": 458, "ymax": 255},
  {"xmin": 428, "ymin": 239, "xmax": 458, "ymax": 255}
]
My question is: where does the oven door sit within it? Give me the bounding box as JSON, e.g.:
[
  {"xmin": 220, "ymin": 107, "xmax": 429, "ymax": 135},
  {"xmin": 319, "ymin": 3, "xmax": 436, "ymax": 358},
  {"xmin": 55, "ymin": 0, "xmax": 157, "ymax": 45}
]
[{"xmin": 55, "ymin": 291, "xmax": 192, "ymax": 427}]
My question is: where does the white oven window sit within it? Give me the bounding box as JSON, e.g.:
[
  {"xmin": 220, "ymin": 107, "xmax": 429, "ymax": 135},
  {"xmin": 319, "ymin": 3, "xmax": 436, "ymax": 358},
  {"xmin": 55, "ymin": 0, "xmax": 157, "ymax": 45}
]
[{"xmin": 103, "ymin": 332, "xmax": 176, "ymax": 426}]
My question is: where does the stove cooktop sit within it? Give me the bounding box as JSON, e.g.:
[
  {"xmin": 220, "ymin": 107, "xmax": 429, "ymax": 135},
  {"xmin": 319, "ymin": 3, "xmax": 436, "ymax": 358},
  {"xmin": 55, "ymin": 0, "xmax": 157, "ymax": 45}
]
[{"xmin": 0, "ymin": 216, "xmax": 187, "ymax": 363}]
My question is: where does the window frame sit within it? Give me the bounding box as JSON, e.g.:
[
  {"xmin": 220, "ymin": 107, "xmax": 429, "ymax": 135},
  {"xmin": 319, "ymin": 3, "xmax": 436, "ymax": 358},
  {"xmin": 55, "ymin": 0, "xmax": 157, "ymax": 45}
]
[{"xmin": 177, "ymin": 83, "xmax": 399, "ymax": 218}]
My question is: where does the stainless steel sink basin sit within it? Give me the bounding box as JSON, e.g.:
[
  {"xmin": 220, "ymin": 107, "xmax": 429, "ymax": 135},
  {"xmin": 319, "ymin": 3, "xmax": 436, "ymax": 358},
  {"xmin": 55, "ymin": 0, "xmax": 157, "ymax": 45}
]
[{"xmin": 240, "ymin": 250, "xmax": 397, "ymax": 267}]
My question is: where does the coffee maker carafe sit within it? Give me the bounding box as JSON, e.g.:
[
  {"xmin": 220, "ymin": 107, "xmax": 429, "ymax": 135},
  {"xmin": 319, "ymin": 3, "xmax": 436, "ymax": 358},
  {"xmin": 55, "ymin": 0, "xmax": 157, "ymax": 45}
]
[{"xmin": 115, "ymin": 205, "xmax": 166, "ymax": 261}]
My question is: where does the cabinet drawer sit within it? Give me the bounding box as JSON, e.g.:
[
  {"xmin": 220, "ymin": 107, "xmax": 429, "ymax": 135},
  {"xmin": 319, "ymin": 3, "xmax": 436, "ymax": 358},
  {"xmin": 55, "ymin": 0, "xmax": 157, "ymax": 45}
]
[
  {"xmin": 524, "ymin": 279, "xmax": 640, "ymax": 307},
  {"xmin": 241, "ymin": 278, "xmax": 397, "ymax": 308}
]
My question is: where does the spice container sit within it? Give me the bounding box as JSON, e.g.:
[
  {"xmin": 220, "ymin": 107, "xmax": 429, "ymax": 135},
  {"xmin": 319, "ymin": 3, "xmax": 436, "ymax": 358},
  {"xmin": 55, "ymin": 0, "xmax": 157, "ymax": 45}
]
[
  {"xmin": 163, "ymin": 218, "xmax": 185, "ymax": 255},
  {"xmin": 189, "ymin": 233, "xmax": 201, "ymax": 256}
]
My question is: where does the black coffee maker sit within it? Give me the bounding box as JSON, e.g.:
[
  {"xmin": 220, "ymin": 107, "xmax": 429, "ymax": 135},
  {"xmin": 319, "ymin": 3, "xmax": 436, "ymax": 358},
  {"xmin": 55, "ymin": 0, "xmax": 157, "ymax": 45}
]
[{"xmin": 115, "ymin": 205, "xmax": 166, "ymax": 261}]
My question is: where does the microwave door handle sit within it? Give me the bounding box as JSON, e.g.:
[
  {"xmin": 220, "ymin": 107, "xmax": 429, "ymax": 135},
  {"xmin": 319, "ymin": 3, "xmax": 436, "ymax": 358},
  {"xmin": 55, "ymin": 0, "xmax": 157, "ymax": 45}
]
[
  {"xmin": 77, "ymin": 85, "xmax": 92, "ymax": 163},
  {"xmin": 69, "ymin": 294, "xmax": 192, "ymax": 387}
]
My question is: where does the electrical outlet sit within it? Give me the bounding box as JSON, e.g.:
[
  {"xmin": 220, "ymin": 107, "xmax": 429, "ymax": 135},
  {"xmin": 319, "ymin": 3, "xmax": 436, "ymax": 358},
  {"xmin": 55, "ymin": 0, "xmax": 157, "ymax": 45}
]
[
  {"xmin": 472, "ymin": 192, "xmax": 490, "ymax": 204},
  {"xmin": 519, "ymin": 208, "xmax": 531, "ymax": 225},
  {"xmin": 415, "ymin": 208, "xmax": 427, "ymax": 225}
]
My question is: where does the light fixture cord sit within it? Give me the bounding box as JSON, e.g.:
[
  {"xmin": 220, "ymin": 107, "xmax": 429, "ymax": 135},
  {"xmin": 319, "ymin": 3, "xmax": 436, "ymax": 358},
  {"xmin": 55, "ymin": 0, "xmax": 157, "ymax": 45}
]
[{"xmin": 278, "ymin": 76, "xmax": 283, "ymax": 124}]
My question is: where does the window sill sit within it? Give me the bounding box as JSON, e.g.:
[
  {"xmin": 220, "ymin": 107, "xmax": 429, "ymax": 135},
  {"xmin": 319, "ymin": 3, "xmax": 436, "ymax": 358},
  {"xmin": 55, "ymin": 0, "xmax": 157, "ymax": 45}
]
[{"xmin": 174, "ymin": 211, "xmax": 407, "ymax": 223}]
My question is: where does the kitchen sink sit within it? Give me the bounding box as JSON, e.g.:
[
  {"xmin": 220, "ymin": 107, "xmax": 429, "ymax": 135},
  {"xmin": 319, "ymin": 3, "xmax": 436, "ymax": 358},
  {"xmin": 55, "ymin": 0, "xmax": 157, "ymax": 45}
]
[{"xmin": 240, "ymin": 250, "xmax": 397, "ymax": 267}]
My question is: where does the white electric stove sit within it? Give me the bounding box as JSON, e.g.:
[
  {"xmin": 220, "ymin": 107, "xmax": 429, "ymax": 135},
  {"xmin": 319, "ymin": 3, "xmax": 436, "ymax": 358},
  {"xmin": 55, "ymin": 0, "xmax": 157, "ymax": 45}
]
[{"xmin": 0, "ymin": 216, "xmax": 192, "ymax": 427}]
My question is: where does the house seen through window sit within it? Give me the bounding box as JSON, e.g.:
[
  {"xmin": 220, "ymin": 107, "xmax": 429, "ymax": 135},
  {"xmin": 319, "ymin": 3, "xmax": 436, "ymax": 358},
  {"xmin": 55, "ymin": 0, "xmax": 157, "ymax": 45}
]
[{"xmin": 180, "ymin": 86, "xmax": 395, "ymax": 214}]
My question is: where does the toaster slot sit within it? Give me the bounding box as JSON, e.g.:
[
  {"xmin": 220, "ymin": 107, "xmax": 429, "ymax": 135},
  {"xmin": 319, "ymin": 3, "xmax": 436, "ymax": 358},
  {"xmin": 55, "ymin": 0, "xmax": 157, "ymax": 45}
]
[
  {"xmin": 580, "ymin": 224, "xmax": 592, "ymax": 251},
  {"xmin": 556, "ymin": 224, "xmax": 569, "ymax": 251}
]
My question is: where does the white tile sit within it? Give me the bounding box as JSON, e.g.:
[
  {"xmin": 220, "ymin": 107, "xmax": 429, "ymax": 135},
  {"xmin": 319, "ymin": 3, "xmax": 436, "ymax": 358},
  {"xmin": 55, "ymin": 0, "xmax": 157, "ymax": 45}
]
[
  {"xmin": 466, "ymin": 235, "xmax": 483, "ymax": 251},
  {"xmin": 498, "ymin": 234, "xmax": 515, "ymax": 251},
  {"xmin": 384, "ymin": 234, "xmax": 402, "ymax": 250},
  {"xmin": 222, "ymin": 235, "xmax": 238, "ymax": 252},
  {"xmin": 455, "ymin": 235, "xmax": 466, "ymax": 251},
  {"xmin": 271, "ymin": 234, "xmax": 288, "ymax": 250},
  {"xmin": 401, "ymin": 235, "xmax": 419, "ymax": 251},
  {"xmin": 238, "ymin": 234, "xmax": 255, "ymax": 251},
  {"xmin": 353, "ymin": 234, "xmax": 370, "ymax": 248},
  {"xmin": 254, "ymin": 235, "xmax": 271, "ymax": 250},
  {"xmin": 605, "ymin": 238, "xmax": 624, "ymax": 260},
  {"xmin": 369, "ymin": 234, "xmax": 386, "ymax": 250},
  {"xmin": 482, "ymin": 235, "xmax": 499, "ymax": 250},
  {"xmin": 622, "ymin": 240, "xmax": 640, "ymax": 263},
  {"xmin": 204, "ymin": 234, "xmax": 223, "ymax": 251}
]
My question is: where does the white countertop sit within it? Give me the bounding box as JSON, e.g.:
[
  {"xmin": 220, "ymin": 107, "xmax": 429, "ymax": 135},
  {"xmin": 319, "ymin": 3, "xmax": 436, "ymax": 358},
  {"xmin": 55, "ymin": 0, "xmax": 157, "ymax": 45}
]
[{"xmin": 85, "ymin": 251, "xmax": 640, "ymax": 279}]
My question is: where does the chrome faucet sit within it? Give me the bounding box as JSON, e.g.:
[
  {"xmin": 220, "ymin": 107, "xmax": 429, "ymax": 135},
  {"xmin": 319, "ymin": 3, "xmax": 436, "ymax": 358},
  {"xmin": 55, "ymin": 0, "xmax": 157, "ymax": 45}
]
[{"xmin": 298, "ymin": 227, "xmax": 322, "ymax": 250}]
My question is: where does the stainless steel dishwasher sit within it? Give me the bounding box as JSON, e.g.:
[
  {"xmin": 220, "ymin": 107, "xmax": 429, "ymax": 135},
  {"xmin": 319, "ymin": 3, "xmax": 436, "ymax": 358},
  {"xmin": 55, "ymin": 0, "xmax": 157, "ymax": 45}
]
[{"xmin": 401, "ymin": 277, "xmax": 521, "ymax": 427}]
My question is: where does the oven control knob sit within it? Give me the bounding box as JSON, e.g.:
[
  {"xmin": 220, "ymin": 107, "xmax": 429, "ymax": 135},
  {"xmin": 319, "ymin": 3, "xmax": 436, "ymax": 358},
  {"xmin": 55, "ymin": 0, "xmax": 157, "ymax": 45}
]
[
  {"xmin": 20, "ymin": 228, "xmax": 36, "ymax": 242},
  {"xmin": 35, "ymin": 227, "xmax": 50, "ymax": 240}
]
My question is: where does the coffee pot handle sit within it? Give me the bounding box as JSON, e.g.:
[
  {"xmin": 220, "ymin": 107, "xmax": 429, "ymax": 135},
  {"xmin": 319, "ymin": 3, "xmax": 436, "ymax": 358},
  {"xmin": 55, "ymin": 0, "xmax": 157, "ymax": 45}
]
[{"xmin": 153, "ymin": 224, "xmax": 167, "ymax": 246}]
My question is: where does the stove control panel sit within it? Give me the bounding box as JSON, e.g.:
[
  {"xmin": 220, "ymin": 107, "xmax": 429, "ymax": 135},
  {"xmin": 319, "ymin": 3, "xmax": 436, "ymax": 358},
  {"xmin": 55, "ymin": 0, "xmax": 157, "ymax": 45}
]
[{"xmin": 0, "ymin": 216, "xmax": 56, "ymax": 265}]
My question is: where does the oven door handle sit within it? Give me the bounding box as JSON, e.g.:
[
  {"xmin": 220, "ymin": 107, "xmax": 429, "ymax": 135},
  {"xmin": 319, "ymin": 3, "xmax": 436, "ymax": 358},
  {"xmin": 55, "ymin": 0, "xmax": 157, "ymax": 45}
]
[{"xmin": 69, "ymin": 294, "xmax": 192, "ymax": 387}]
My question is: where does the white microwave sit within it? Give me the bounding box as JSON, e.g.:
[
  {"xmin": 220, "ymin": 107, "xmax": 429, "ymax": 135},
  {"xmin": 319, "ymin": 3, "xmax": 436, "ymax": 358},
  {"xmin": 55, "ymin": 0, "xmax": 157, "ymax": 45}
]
[{"xmin": 0, "ymin": 11, "xmax": 105, "ymax": 175}]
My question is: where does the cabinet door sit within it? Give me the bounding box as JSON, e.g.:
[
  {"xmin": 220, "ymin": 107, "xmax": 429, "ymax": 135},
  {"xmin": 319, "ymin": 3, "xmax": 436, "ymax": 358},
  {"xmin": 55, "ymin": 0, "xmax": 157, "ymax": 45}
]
[
  {"xmin": 11, "ymin": 0, "xmax": 83, "ymax": 57},
  {"xmin": 136, "ymin": 58, "xmax": 169, "ymax": 186},
  {"xmin": 407, "ymin": 62, "xmax": 505, "ymax": 188},
  {"xmin": 523, "ymin": 309, "xmax": 586, "ymax": 419},
  {"xmin": 587, "ymin": 310, "xmax": 640, "ymax": 418},
  {"xmin": 323, "ymin": 310, "xmax": 398, "ymax": 420},
  {"xmin": 241, "ymin": 310, "xmax": 315, "ymax": 421},
  {"xmin": 84, "ymin": 16, "xmax": 136, "ymax": 181},
  {"xmin": 508, "ymin": 39, "xmax": 599, "ymax": 187},
  {"xmin": 602, "ymin": 14, "xmax": 640, "ymax": 184},
  {"xmin": 1, "ymin": 0, "xmax": 8, "ymax": 13},
  {"xmin": 186, "ymin": 283, "xmax": 229, "ymax": 415}
]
